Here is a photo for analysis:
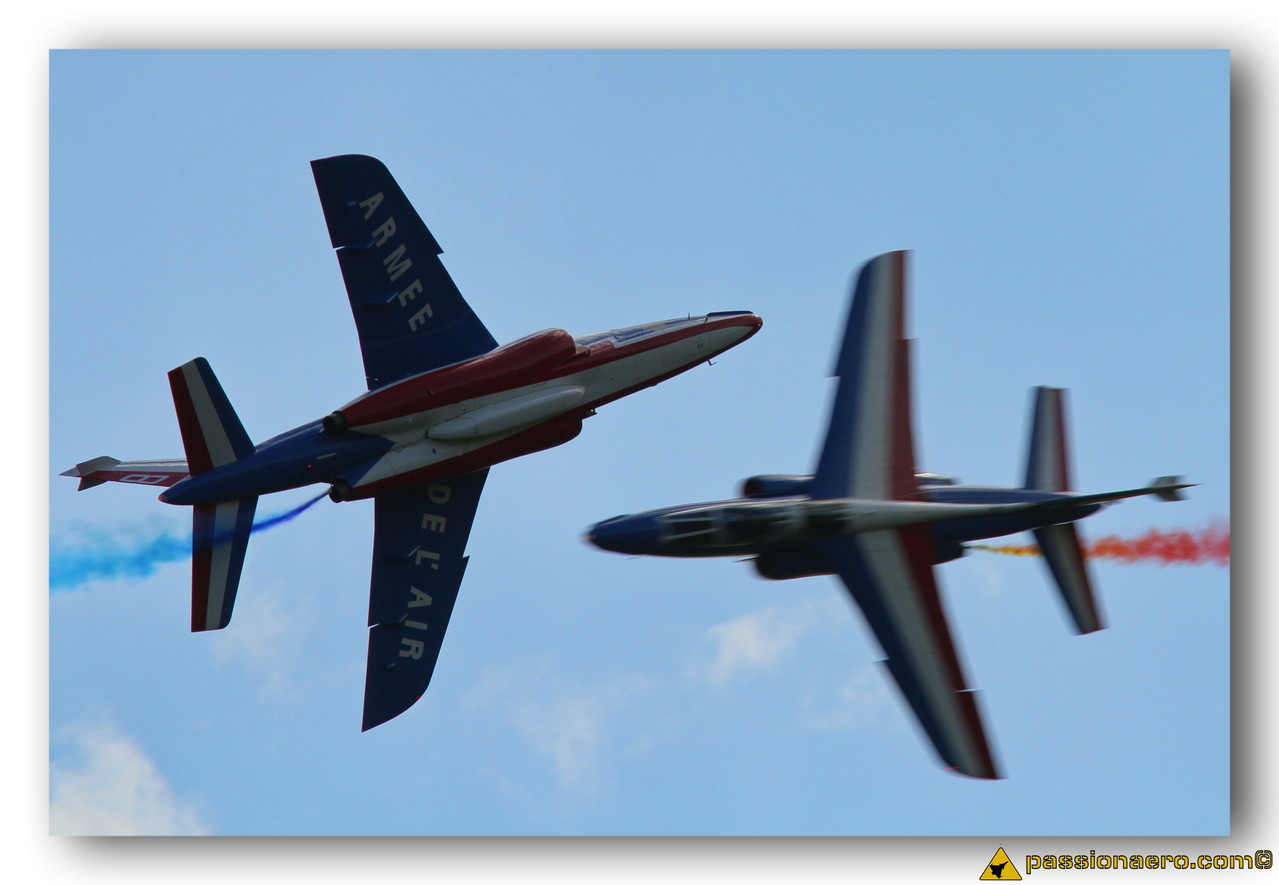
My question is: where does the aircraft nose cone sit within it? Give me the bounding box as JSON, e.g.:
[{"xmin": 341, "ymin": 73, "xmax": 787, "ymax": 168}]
[
  {"xmin": 584, "ymin": 514, "xmax": 662, "ymax": 555},
  {"xmin": 714, "ymin": 310, "xmax": 762, "ymax": 338}
]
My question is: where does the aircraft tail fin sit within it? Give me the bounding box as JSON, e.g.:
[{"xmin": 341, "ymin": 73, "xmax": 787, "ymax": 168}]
[
  {"xmin": 190, "ymin": 496, "xmax": 258, "ymax": 631},
  {"xmin": 167, "ymin": 357, "xmax": 255, "ymax": 475},
  {"xmin": 1022, "ymin": 386, "xmax": 1072, "ymax": 492}
]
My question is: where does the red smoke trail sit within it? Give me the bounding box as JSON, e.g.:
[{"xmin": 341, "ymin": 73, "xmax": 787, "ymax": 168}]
[{"xmin": 973, "ymin": 522, "xmax": 1230, "ymax": 566}]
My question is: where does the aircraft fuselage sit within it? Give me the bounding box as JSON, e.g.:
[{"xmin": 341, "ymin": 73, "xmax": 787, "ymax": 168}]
[
  {"xmin": 584, "ymin": 480, "xmax": 1103, "ymax": 565},
  {"xmin": 161, "ymin": 311, "xmax": 760, "ymax": 506}
]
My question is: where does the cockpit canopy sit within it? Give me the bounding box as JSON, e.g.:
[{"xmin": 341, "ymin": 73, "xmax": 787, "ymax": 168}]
[{"xmin": 660, "ymin": 503, "xmax": 802, "ymax": 547}]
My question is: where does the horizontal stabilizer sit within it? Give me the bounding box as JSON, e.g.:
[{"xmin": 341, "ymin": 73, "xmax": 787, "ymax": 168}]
[
  {"xmin": 191, "ymin": 496, "xmax": 258, "ymax": 631},
  {"xmin": 1059, "ymin": 476, "xmax": 1196, "ymax": 510},
  {"xmin": 1033, "ymin": 522, "xmax": 1103, "ymax": 634}
]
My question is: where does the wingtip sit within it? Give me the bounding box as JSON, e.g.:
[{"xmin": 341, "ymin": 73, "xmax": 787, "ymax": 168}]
[
  {"xmin": 361, "ymin": 694, "xmax": 421, "ymax": 732},
  {"xmin": 946, "ymin": 762, "xmax": 1004, "ymax": 780}
]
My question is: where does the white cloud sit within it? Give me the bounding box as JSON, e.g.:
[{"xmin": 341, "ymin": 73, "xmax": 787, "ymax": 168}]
[
  {"xmin": 466, "ymin": 662, "xmax": 654, "ymax": 796},
  {"xmin": 518, "ymin": 694, "xmax": 604, "ymax": 794},
  {"xmin": 800, "ymin": 664, "xmax": 895, "ymax": 733},
  {"xmin": 689, "ymin": 602, "xmax": 818, "ymax": 686},
  {"xmin": 208, "ymin": 588, "xmax": 309, "ymax": 701},
  {"xmin": 50, "ymin": 720, "xmax": 211, "ymax": 836}
]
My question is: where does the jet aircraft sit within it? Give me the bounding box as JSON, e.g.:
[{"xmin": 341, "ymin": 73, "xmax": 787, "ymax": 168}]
[
  {"xmin": 62, "ymin": 154, "xmax": 762, "ymax": 730},
  {"xmin": 585, "ymin": 251, "xmax": 1189, "ymax": 779}
]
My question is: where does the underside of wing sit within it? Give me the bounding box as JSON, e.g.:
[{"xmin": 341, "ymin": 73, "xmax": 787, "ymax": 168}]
[
  {"xmin": 812, "ymin": 251, "xmax": 919, "ymax": 501},
  {"xmin": 823, "ymin": 528, "xmax": 1001, "ymax": 779},
  {"xmin": 311, "ymin": 155, "xmax": 498, "ymax": 389},
  {"xmin": 362, "ymin": 467, "xmax": 489, "ymax": 730}
]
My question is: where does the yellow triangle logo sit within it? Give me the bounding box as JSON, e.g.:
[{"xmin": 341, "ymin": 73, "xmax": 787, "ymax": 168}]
[{"xmin": 980, "ymin": 848, "xmax": 1022, "ymax": 881}]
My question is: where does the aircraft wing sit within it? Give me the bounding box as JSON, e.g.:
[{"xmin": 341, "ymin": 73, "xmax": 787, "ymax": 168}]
[
  {"xmin": 822, "ymin": 528, "xmax": 1002, "ymax": 779},
  {"xmin": 311, "ymin": 155, "xmax": 498, "ymax": 390},
  {"xmin": 812, "ymin": 251, "xmax": 919, "ymax": 501},
  {"xmin": 362, "ymin": 468, "xmax": 489, "ymax": 730},
  {"xmin": 811, "ymin": 253, "xmax": 998, "ymax": 776}
]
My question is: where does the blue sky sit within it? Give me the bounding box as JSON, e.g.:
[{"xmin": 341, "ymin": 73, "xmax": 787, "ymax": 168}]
[{"xmin": 39, "ymin": 42, "xmax": 1241, "ymax": 869}]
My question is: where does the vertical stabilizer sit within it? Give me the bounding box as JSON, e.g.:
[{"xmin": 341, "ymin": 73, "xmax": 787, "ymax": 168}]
[{"xmin": 168, "ymin": 357, "xmax": 255, "ymax": 475}]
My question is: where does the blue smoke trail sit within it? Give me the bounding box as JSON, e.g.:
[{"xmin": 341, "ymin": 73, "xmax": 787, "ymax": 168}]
[
  {"xmin": 50, "ymin": 492, "xmax": 328, "ymax": 591},
  {"xmin": 246, "ymin": 492, "xmax": 330, "ymax": 537}
]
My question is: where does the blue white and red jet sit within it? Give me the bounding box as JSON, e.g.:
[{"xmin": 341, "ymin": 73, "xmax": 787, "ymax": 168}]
[
  {"xmin": 62, "ymin": 154, "xmax": 761, "ymax": 730},
  {"xmin": 585, "ymin": 251, "xmax": 1189, "ymax": 779}
]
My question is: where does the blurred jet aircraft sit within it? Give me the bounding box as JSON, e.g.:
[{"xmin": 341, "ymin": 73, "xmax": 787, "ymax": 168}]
[{"xmin": 585, "ymin": 251, "xmax": 1188, "ymax": 778}]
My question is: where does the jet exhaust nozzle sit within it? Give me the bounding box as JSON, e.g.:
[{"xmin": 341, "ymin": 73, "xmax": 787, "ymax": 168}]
[{"xmin": 323, "ymin": 411, "xmax": 348, "ymax": 435}]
